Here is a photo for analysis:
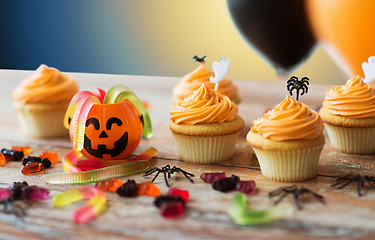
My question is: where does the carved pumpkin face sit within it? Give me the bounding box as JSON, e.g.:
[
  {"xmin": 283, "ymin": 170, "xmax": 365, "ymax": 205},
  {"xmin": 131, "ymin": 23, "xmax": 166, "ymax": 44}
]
[{"xmin": 81, "ymin": 99, "xmax": 143, "ymax": 161}]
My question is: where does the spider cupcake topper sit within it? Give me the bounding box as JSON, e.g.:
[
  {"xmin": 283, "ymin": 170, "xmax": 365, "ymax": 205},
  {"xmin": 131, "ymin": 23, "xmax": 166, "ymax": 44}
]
[
  {"xmin": 193, "ymin": 55, "xmax": 206, "ymax": 63},
  {"xmin": 287, "ymin": 76, "xmax": 309, "ymax": 101},
  {"xmin": 210, "ymin": 56, "xmax": 231, "ymax": 91}
]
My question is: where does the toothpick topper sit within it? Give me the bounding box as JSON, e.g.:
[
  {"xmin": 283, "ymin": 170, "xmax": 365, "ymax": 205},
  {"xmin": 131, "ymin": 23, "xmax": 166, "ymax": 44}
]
[
  {"xmin": 362, "ymin": 56, "xmax": 375, "ymax": 84},
  {"xmin": 210, "ymin": 56, "xmax": 230, "ymax": 91},
  {"xmin": 287, "ymin": 76, "xmax": 309, "ymax": 101}
]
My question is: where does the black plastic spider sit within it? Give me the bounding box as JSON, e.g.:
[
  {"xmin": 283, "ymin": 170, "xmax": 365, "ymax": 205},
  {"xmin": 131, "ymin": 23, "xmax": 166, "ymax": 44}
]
[
  {"xmin": 287, "ymin": 76, "xmax": 309, "ymax": 101},
  {"xmin": 331, "ymin": 174, "xmax": 375, "ymax": 197},
  {"xmin": 269, "ymin": 185, "xmax": 325, "ymax": 210},
  {"xmin": 192, "ymin": 55, "xmax": 206, "ymax": 63},
  {"xmin": 143, "ymin": 165, "xmax": 195, "ymax": 187}
]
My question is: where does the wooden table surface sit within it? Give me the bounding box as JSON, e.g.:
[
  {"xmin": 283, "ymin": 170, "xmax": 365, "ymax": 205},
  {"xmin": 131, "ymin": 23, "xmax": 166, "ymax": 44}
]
[{"xmin": 0, "ymin": 70, "xmax": 375, "ymax": 240}]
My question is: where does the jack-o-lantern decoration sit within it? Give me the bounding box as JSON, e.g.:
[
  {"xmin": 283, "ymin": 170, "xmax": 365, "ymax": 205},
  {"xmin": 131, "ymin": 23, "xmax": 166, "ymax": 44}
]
[{"xmin": 65, "ymin": 85, "xmax": 152, "ymax": 161}]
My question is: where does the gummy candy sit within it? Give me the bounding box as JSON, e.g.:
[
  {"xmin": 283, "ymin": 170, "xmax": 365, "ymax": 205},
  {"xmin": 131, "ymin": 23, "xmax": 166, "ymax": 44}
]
[
  {"xmin": 44, "ymin": 148, "xmax": 157, "ymax": 184},
  {"xmin": 0, "ymin": 153, "xmax": 5, "ymax": 166},
  {"xmin": 11, "ymin": 182, "xmax": 28, "ymax": 200},
  {"xmin": 12, "ymin": 146, "xmax": 32, "ymax": 155},
  {"xmin": 21, "ymin": 162, "xmax": 44, "ymax": 175},
  {"xmin": 228, "ymin": 192, "xmax": 293, "ymax": 225},
  {"xmin": 137, "ymin": 181, "xmax": 160, "ymax": 197},
  {"xmin": 1, "ymin": 148, "xmax": 24, "ymax": 161},
  {"xmin": 0, "ymin": 188, "xmax": 11, "ymax": 199},
  {"xmin": 154, "ymin": 196, "xmax": 185, "ymax": 208},
  {"xmin": 39, "ymin": 152, "xmax": 58, "ymax": 164},
  {"xmin": 236, "ymin": 181, "xmax": 256, "ymax": 195},
  {"xmin": 212, "ymin": 175, "xmax": 240, "ymax": 192},
  {"xmin": 116, "ymin": 180, "xmax": 139, "ymax": 197},
  {"xmin": 22, "ymin": 156, "xmax": 42, "ymax": 165},
  {"xmin": 54, "ymin": 186, "xmax": 107, "ymax": 224},
  {"xmin": 160, "ymin": 201, "xmax": 184, "ymax": 219},
  {"xmin": 200, "ymin": 172, "xmax": 226, "ymax": 184},
  {"xmin": 95, "ymin": 178, "xmax": 124, "ymax": 192},
  {"xmin": 167, "ymin": 188, "xmax": 189, "ymax": 202},
  {"xmin": 23, "ymin": 186, "xmax": 50, "ymax": 201}
]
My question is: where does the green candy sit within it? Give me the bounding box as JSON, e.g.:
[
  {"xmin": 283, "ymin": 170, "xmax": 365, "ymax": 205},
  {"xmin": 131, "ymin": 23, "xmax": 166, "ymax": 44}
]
[{"xmin": 228, "ymin": 192, "xmax": 293, "ymax": 225}]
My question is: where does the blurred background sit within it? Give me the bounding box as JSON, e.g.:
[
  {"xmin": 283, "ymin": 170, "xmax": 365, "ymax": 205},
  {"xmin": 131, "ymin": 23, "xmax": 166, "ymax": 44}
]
[{"xmin": 1, "ymin": 0, "xmax": 371, "ymax": 85}]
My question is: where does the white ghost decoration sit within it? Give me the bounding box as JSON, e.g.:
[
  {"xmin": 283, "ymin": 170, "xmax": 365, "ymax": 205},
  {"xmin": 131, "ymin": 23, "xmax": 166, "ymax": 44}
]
[
  {"xmin": 362, "ymin": 56, "xmax": 375, "ymax": 84},
  {"xmin": 210, "ymin": 56, "xmax": 230, "ymax": 91}
]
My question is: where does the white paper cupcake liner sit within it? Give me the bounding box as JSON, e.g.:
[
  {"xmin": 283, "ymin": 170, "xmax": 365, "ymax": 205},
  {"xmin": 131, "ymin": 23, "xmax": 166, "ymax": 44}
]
[
  {"xmin": 252, "ymin": 144, "xmax": 324, "ymax": 182},
  {"xmin": 324, "ymin": 123, "xmax": 375, "ymax": 154},
  {"xmin": 172, "ymin": 131, "xmax": 240, "ymax": 164}
]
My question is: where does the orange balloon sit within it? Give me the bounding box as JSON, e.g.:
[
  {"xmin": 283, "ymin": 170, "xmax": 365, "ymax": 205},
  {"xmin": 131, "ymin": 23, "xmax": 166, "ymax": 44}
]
[
  {"xmin": 307, "ymin": 0, "xmax": 375, "ymax": 76},
  {"xmin": 81, "ymin": 99, "xmax": 143, "ymax": 161}
]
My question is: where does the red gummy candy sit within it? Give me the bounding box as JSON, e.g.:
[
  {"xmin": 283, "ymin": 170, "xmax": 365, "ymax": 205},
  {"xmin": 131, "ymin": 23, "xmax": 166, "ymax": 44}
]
[
  {"xmin": 138, "ymin": 181, "xmax": 160, "ymax": 197},
  {"xmin": 12, "ymin": 146, "xmax": 32, "ymax": 155},
  {"xmin": 235, "ymin": 180, "xmax": 256, "ymax": 195},
  {"xmin": 0, "ymin": 153, "xmax": 6, "ymax": 166},
  {"xmin": 0, "ymin": 188, "xmax": 11, "ymax": 199},
  {"xmin": 167, "ymin": 188, "xmax": 189, "ymax": 202},
  {"xmin": 95, "ymin": 178, "xmax": 124, "ymax": 192},
  {"xmin": 39, "ymin": 152, "xmax": 59, "ymax": 164},
  {"xmin": 23, "ymin": 186, "xmax": 50, "ymax": 200},
  {"xmin": 200, "ymin": 172, "xmax": 226, "ymax": 184},
  {"xmin": 21, "ymin": 162, "xmax": 44, "ymax": 175},
  {"xmin": 160, "ymin": 201, "xmax": 184, "ymax": 218}
]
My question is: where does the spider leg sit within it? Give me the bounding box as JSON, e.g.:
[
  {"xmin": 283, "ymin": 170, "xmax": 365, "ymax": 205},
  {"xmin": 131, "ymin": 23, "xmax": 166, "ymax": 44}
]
[
  {"xmin": 176, "ymin": 170, "xmax": 194, "ymax": 183},
  {"xmin": 177, "ymin": 168, "xmax": 195, "ymax": 177},
  {"xmin": 357, "ymin": 179, "xmax": 363, "ymax": 197},
  {"xmin": 164, "ymin": 171, "xmax": 170, "ymax": 187},
  {"xmin": 307, "ymin": 190, "xmax": 325, "ymax": 204},
  {"xmin": 363, "ymin": 176, "xmax": 375, "ymax": 190},
  {"xmin": 293, "ymin": 193, "xmax": 302, "ymax": 210},
  {"xmin": 151, "ymin": 171, "xmax": 161, "ymax": 183},
  {"xmin": 269, "ymin": 187, "xmax": 285, "ymax": 198},
  {"xmin": 273, "ymin": 192, "xmax": 289, "ymax": 205},
  {"xmin": 331, "ymin": 178, "xmax": 352, "ymax": 189},
  {"xmin": 143, "ymin": 167, "xmax": 161, "ymax": 176}
]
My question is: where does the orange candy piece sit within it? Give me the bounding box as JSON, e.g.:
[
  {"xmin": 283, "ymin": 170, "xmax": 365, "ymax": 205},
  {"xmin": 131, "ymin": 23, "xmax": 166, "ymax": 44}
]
[
  {"xmin": 137, "ymin": 181, "xmax": 160, "ymax": 197},
  {"xmin": 39, "ymin": 152, "xmax": 59, "ymax": 164},
  {"xmin": 95, "ymin": 178, "xmax": 124, "ymax": 192},
  {"xmin": 12, "ymin": 146, "xmax": 32, "ymax": 155},
  {"xmin": 21, "ymin": 162, "xmax": 44, "ymax": 175},
  {"xmin": 0, "ymin": 153, "xmax": 6, "ymax": 166}
]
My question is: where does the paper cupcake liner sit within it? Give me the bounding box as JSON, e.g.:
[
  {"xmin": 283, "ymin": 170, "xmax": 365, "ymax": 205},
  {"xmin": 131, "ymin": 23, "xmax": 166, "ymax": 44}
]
[
  {"xmin": 172, "ymin": 131, "xmax": 240, "ymax": 164},
  {"xmin": 252, "ymin": 145, "xmax": 324, "ymax": 182},
  {"xmin": 324, "ymin": 123, "xmax": 375, "ymax": 154},
  {"xmin": 14, "ymin": 101, "xmax": 69, "ymax": 138}
]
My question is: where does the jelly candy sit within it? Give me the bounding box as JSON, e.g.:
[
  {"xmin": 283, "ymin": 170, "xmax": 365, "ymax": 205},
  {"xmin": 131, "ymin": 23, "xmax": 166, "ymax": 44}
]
[
  {"xmin": 167, "ymin": 188, "xmax": 189, "ymax": 202},
  {"xmin": 23, "ymin": 186, "xmax": 50, "ymax": 201},
  {"xmin": 228, "ymin": 192, "xmax": 293, "ymax": 225},
  {"xmin": 1, "ymin": 148, "xmax": 24, "ymax": 161},
  {"xmin": 0, "ymin": 188, "xmax": 11, "ymax": 199},
  {"xmin": 200, "ymin": 172, "xmax": 226, "ymax": 184},
  {"xmin": 12, "ymin": 146, "xmax": 32, "ymax": 155},
  {"xmin": 154, "ymin": 196, "xmax": 185, "ymax": 208},
  {"xmin": 39, "ymin": 152, "xmax": 58, "ymax": 164},
  {"xmin": 54, "ymin": 186, "xmax": 107, "ymax": 224},
  {"xmin": 21, "ymin": 162, "xmax": 44, "ymax": 175},
  {"xmin": 137, "ymin": 181, "xmax": 160, "ymax": 197},
  {"xmin": 11, "ymin": 182, "xmax": 28, "ymax": 200},
  {"xmin": 236, "ymin": 181, "xmax": 256, "ymax": 195},
  {"xmin": 160, "ymin": 201, "xmax": 184, "ymax": 219},
  {"xmin": 95, "ymin": 178, "xmax": 124, "ymax": 192},
  {"xmin": 0, "ymin": 153, "xmax": 6, "ymax": 166},
  {"xmin": 212, "ymin": 175, "xmax": 240, "ymax": 192},
  {"xmin": 116, "ymin": 180, "xmax": 139, "ymax": 197},
  {"xmin": 22, "ymin": 156, "xmax": 42, "ymax": 165}
]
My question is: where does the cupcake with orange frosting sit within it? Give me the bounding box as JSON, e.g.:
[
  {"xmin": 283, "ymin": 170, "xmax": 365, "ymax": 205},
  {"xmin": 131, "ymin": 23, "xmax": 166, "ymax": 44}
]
[
  {"xmin": 319, "ymin": 76, "xmax": 375, "ymax": 154},
  {"xmin": 172, "ymin": 56, "xmax": 240, "ymax": 104},
  {"xmin": 247, "ymin": 96, "xmax": 325, "ymax": 182},
  {"xmin": 170, "ymin": 82, "xmax": 244, "ymax": 164},
  {"xmin": 12, "ymin": 64, "xmax": 79, "ymax": 138}
]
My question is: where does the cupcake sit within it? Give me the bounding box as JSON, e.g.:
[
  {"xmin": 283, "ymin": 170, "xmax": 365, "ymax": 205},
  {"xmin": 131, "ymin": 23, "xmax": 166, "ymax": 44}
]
[
  {"xmin": 12, "ymin": 64, "xmax": 79, "ymax": 138},
  {"xmin": 172, "ymin": 56, "xmax": 240, "ymax": 104},
  {"xmin": 247, "ymin": 96, "xmax": 325, "ymax": 182},
  {"xmin": 170, "ymin": 82, "xmax": 244, "ymax": 164},
  {"xmin": 319, "ymin": 76, "xmax": 375, "ymax": 154}
]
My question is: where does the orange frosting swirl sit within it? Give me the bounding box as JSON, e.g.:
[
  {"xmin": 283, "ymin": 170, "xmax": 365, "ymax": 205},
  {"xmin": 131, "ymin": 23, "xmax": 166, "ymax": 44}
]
[
  {"xmin": 173, "ymin": 62, "xmax": 238, "ymax": 100},
  {"xmin": 12, "ymin": 64, "xmax": 79, "ymax": 104},
  {"xmin": 251, "ymin": 96, "xmax": 324, "ymax": 141},
  {"xmin": 170, "ymin": 82, "xmax": 238, "ymax": 124},
  {"xmin": 322, "ymin": 76, "xmax": 375, "ymax": 118}
]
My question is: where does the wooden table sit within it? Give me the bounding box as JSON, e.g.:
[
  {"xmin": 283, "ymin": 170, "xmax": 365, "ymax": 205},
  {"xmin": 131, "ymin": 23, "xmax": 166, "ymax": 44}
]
[{"xmin": 0, "ymin": 70, "xmax": 374, "ymax": 239}]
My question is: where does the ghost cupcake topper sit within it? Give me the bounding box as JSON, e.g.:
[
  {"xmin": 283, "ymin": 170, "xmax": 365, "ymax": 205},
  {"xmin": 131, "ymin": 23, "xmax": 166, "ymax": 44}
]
[
  {"xmin": 210, "ymin": 56, "xmax": 231, "ymax": 91},
  {"xmin": 287, "ymin": 76, "xmax": 309, "ymax": 101},
  {"xmin": 362, "ymin": 56, "xmax": 375, "ymax": 84}
]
